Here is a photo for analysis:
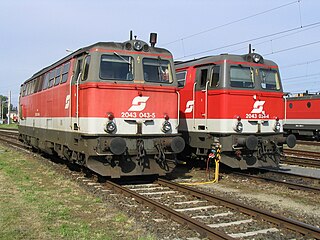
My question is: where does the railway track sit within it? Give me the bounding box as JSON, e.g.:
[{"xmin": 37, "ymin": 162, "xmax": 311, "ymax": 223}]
[
  {"xmin": 0, "ymin": 128, "xmax": 25, "ymax": 149},
  {"xmin": 296, "ymin": 140, "xmax": 320, "ymax": 147},
  {"xmin": 230, "ymin": 171, "xmax": 320, "ymax": 194},
  {"xmin": 1, "ymin": 128, "xmax": 320, "ymax": 239},
  {"xmin": 109, "ymin": 179, "xmax": 320, "ymax": 239},
  {"xmin": 283, "ymin": 149, "xmax": 320, "ymax": 168}
]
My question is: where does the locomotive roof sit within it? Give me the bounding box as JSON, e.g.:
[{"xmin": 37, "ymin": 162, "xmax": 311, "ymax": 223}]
[
  {"xmin": 286, "ymin": 92, "xmax": 320, "ymax": 100},
  {"xmin": 25, "ymin": 40, "xmax": 172, "ymax": 83},
  {"xmin": 174, "ymin": 53, "xmax": 278, "ymax": 69}
]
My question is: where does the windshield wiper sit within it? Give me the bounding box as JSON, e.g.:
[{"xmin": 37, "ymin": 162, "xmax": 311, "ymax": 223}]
[{"xmin": 114, "ymin": 52, "xmax": 131, "ymax": 65}]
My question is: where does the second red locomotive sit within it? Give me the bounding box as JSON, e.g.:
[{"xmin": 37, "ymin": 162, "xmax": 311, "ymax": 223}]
[{"xmin": 176, "ymin": 50, "xmax": 296, "ymax": 169}]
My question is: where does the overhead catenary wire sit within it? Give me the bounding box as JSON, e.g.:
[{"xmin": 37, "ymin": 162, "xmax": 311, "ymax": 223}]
[
  {"xmin": 282, "ymin": 72, "xmax": 320, "ymax": 81},
  {"xmin": 174, "ymin": 21, "xmax": 320, "ymax": 60},
  {"xmin": 281, "ymin": 58, "xmax": 320, "ymax": 69},
  {"xmin": 226, "ymin": 23, "xmax": 320, "ymax": 54},
  {"xmin": 264, "ymin": 39, "xmax": 320, "ymax": 56},
  {"xmin": 163, "ymin": 0, "xmax": 300, "ymax": 46}
]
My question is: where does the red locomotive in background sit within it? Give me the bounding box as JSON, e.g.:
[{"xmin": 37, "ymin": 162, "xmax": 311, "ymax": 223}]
[
  {"xmin": 19, "ymin": 33, "xmax": 185, "ymax": 178},
  {"xmin": 284, "ymin": 92, "xmax": 320, "ymax": 140},
  {"xmin": 176, "ymin": 50, "xmax": 296, "ymax": 169}
]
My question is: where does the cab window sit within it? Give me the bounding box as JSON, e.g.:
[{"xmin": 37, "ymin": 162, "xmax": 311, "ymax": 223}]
[
  {"xmin": 82, "ymin": 56, "xmax": 91, "ymax": 81},
  {"xmin": 209, "ymin": 65, "xmax": 220, "ymax": 88},
  {"xmin": 100, "ymin": 54, "xmax": 134, "ymax": 81},
  {"xmin": 260, "ymin": 69, "xmax": 280, "ymax": 90},
  {"xmin": 143, "ymin": 58, "xmax": 173, "ymax": 83},
  {"xmin": 176, "ymin": 70, "xmax": 187, "ymax": 88},
  {"xmin": 230, "ymin": 66, "xmax": 254, "ymax": 88}
]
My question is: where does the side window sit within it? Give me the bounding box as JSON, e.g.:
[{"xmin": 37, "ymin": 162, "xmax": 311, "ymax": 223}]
[
  {"xmin": 34, "ymin": 77, "xmax": 39, "ymax": 93},
  {"xmin": 25, "ymin": 83, "xmax": 29, "ymax": 96},
  {"xmin": 176, "ymin": 70, "xmax": 187, "ymax": 88},
  {"xmin": 75, "ymin": 59, "xmax": 83, "ymax": 82},
  {"xmin": 54, "ymin": 67, "xmax": 61, "ymax": 85},
  {"xmin": 200, "ymin": 69, "xmax": 208, "ymax": 87},
  {"xmin": 196, "ymin": 67, "xmax": 210, "ymax": 89},
  {"xmin": 37, "ymin": 75, "xmax": 44, "ymax": 92},
  {"xmin": 82, "ymin": 56, "xmax": 91, "ymax": 81},
  {"xmin": 28, "ymin": 81, "xmax": 34, "ymax": 95},
  {"xmin": 22, "ymin": 84, "xmax": 27, "ymax": 96},
  {"xmin": 27, "ymin": 81, "xmax": 33, "ymax": 95},
  {"xmin": 61, "ymin": 62, "xmax": 70, "ymax": 83},
  {"xmin": 209, "ymin": 65, "xmax": 220, "ymax": 88},
  {"xmin": 42, "ymin": 73, "xmax": 49, "ymax": 90},
  {"xmin": 48, "ymin": 70, "xmax": 55, "ymax": 88}
]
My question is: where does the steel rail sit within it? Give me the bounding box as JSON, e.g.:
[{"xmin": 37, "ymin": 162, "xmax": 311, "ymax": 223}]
[
  {"xmin": 0, "ymin": 135, "xmax": 26, "ymax": 149},
  {"xmin": 158, "ymin": 178, "xmax": 320, "ymax": 239},
  {"xmin": 231, "ymin": 172, "xmax": 320, "ymax": 193},
  {"xmin": 282, "ymin": 158, "xmax": 320, "ymax": 168},
  {"xmin": 0, "ymin": 128, "xmax": 19, "ymax": 134},
  {"xmin": 296, "ymin": 140, "xmax": 320, "ymax": 147},
  {"xmin": 105, "ymin": 180, "xmax": 234, "ymax": 240},
  {"xmin": 284, "ymin": 149, "xmax": 320, "ymax": 159}
]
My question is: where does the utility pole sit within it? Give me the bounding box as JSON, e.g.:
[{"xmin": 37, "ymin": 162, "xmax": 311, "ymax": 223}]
[
  {"xmin": 0, "ymin": 100, "xmax": 2, "ymax": 124},
  {"xmin": 7, "ymin": 91, "xmax": 11, "ymax": 125}
]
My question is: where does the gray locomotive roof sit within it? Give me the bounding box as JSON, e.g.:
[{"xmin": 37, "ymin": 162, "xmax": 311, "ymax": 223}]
[
  {"xmin": 174, "ymin": 53, "xmax": 278, "ymax": 69},
  {"xmin": 25, "ymin": 40, "xmax": 172, "ymax": 83},
  {"xmin": 287, "ymin": 92, "xmax": 320, "ymax": 100}
]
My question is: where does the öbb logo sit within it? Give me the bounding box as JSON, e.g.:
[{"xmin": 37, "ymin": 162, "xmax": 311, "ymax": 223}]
[
  {"xmin": 128, "ymin": 96, "xmax": 150, "ymax": 111},
  {"xmin": 184, "ymin": 100, "xmax": 194, "ymax": 113},
  {"xmin": 251, "ymin": 100, "xmax": 265, "ymax": 114}
]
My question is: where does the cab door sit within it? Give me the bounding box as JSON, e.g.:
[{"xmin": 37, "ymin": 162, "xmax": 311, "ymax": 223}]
[
  {"xmin": 72, "ymin": 56, "xmax": 84, "ymax": 130},
  {"xmin": 195, "ymin": 66, "xmax": 210, "ymax": 131},
  {"xmin": 195, "ymin": 64, "xmax": 221, "ymax": 131},
  {"xmin": 71, "ymin": 54, "xmax": 91, "ymax": 131}
]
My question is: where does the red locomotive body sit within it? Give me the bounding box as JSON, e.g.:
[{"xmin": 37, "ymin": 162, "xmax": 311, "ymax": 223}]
[
  {"xmin": 284, "ymin": 92, "xmax": 320, "ymax": 140},
  {"xmin": 176, "ymin": 52, "xmax": 296, "ymax": 169},
  {"xmin": 19, "ymin": 34, "xmax": 185, "ymax": 178}
]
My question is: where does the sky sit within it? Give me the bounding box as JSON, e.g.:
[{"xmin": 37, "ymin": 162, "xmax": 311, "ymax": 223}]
[{"xmin": 1, "ymin": 0, "xmax": 320, "ymax": 107}]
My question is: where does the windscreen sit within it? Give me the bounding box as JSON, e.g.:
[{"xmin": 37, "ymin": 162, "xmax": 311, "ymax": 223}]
[
  {"xmin": 230, "ymin": 66, "xmax": 254, "ymax": 88},
  {"xmin": 260, "ymin": 68, "xmax": 281, "ymax": 90},
  {"xmin": 143, "ymin": 58, "xmax": 173, "ymax": 83},
  {"xmin": 100, "ymin": 54, "xmax": 134, "ymax": 81}
]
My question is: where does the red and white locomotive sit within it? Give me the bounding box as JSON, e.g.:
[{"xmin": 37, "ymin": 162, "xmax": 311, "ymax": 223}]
[
  {"xmin": 19, "ymin": 33, "xmax": 185, "ymax": 178},
  {"xmin": 176, "ymin": 50, "xmax": 296, "ymax": 169},
  {"xmin": 284, "ymin": 92, "xmax": 320, "ymax": 140}
]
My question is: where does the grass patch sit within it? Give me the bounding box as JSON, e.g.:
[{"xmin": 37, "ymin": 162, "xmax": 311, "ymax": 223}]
[
  {"xmin": 0, "ymin": 145, "xmax": 155, "ymax": 240},
  {"xmin": 0, "ymin": 123, "xmax": 18, "ymax": 129}
]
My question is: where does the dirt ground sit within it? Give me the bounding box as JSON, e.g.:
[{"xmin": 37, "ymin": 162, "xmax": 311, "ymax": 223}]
[{"xmin": 1, "ymin": 143, "xmax": 319, "ymax": 239}]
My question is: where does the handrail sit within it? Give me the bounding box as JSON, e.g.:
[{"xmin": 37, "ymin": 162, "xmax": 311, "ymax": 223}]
[{"xmin": 193, "ymin": 82, "xmax": 197, "ymax": 129}]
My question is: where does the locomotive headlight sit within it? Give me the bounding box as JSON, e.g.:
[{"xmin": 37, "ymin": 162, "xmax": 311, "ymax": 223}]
[
  {"xmin": 162, "ymin": 121, "xmax": 172, "ymax": 133},
  {"xmin": 274, "ymin": 121, "xmax": 281, "ymax": 132},
  {"xmin": 235, "ymin": 121, "xmax": 243, "ymax": 132},
  {"xmin": 105, "ymin": 121, "xmax": 116, "ymax": 133},
  {"xmin": 252, "ymin": 53, "xmax": 263, "ymax": 63},
  {"xmin": 234, "ymin": 116, "xmax": 243, "ymax": 133},
  {"xmin": 133, "ymin": 41, "xmax": 143, "ymax": 51}
]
